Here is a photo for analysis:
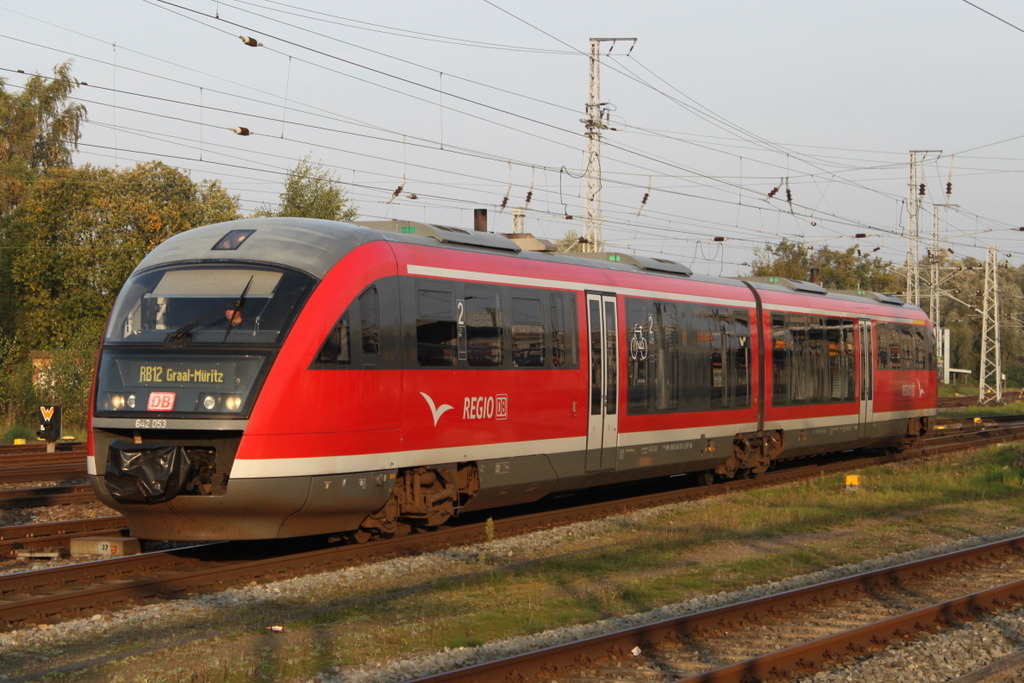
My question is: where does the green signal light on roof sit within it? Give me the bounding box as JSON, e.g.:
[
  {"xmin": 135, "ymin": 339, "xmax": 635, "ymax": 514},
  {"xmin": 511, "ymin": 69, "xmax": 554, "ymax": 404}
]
[
  {"xmin": 768, "ymin": 277, "xmax": 779, "ymax": 283},
  {"xmin": 608, "ymin": 254, "xmax": 621, "ymax": 262},
  {"xmin": 401, "ymin": 226, "xmax": 416, "ymax": 234}
]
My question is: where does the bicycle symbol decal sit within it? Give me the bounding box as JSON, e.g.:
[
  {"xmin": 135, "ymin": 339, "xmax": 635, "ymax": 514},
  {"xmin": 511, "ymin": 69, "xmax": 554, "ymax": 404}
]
[{"xmin": 630, "ymin": 317, "xmax": 651, "ymax": 361}]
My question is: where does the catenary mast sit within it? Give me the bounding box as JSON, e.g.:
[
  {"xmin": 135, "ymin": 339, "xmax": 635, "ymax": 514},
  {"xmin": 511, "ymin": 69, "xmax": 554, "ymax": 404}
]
[{"xmin": 582, "ymin": 38, "xmax": 634, "ymax": 252}]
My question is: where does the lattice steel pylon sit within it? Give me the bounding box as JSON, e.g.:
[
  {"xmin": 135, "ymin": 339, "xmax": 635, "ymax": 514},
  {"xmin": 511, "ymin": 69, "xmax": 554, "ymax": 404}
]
[
  {"xmin": 929, "ymin": 207, "xmax": 944, "ymax": 368},
  {"xmin": 978, "ymin": 245, "xmax": 1003, "ymax": 404}
]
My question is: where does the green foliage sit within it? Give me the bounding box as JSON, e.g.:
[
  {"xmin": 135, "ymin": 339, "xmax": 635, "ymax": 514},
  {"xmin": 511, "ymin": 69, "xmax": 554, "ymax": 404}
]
[
  {"xmin": 749, "ymin": 239, "xmax": 1024, "ymax": 387},
  {"xmin": 0, "ymin": 61, "xmax": 87, "ymax": 339},
  {"xmin": 1, "ymin": 159, "xmax": 240, "ymax": 427},
  {"xmin": 253, "ymin": 156, "xmax": 357, "ymax": 221},
  {"xmin": 0, "ymin": 334, "xmax": 35, "ymax": 429},
  {"xmin": 10, "ymin": 161, "xmax": 239, "ymax": 350},
  {"xmin": 0, "ymin": 60, "xmax": 86, "ymax": 213},
  {"xmin": 552, "ymin": 229, "xmax": 582, "ymax": 253},
  {"xmin": 749, "ymin": 238, "xmax": 899, "ymax": 292}
]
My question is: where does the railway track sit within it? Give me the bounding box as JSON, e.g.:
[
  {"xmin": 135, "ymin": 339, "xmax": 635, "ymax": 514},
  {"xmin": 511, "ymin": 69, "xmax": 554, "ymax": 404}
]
[
  {"xmin": 0, "ymin": 516, "xmax": 127, "ymax": 558},
  {"xmin": 0, "ymin": 443, "xmax": 87, "ymax": 484},
  {"xmin": 408, "ymin": 535, "xmax": 1024, "ymax": 683},
  {"xmin": 0, "ymin": 441, "xmax": 84, "ymax": 456},
  {"xmin": 0, "ymin": 483, "xmax": 97, "ymax": 510},
  {"xmin": 1, "ymin": 421, "xmax": 1023, "ymax": 633}
]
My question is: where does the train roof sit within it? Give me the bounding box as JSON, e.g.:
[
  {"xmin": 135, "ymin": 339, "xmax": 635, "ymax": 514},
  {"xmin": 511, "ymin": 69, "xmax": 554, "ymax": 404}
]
[{"xmin": 137, "ymin": 217, "xmax": 917, "ymax": 313}]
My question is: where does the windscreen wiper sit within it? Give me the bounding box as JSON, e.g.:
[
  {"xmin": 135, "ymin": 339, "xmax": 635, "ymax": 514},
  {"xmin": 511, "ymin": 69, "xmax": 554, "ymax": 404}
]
[
  {"xmin": 165, "ymin": 276, "xmax": 255, "ymax": 348},
  {"xmin": 165, "ymin": 305, "xmax": 224, "ymax": 348},
  {"xmin": 222, "ymin": 276, "xmax": 254, "ymax": 342}
]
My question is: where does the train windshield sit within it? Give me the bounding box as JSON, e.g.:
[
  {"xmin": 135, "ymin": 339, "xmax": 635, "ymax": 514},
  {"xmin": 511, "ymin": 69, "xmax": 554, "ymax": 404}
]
[{"xmin": 105, "ymin": 264, "xmax": 315, "ymax": 346}]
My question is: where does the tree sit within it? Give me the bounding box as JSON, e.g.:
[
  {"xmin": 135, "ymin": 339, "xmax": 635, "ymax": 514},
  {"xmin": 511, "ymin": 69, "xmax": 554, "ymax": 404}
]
[
  {"xmin": 254, "ymin": 156, "xmax": 358, "ymax": 221},
  {"xmin": 2, "ymin": 161, "xmax": 239, "ymax": 427},
  {"xmin": 552, "ymin": 228, "xmax": 584, "ymax": 253},
  {"xmin": 10, "ymin": 161, "xmax": 239, "ymax": 350},
  {"xmin": 0, "ymin": 62, "xmax": 87, "ymax": 339},
  {"xmin": 749, "ymin": 238, "xmax": 899, "ymax": 293},
  {"xmin": 0, "ymin": 61, "xmax": 86, "ymax": 214}
]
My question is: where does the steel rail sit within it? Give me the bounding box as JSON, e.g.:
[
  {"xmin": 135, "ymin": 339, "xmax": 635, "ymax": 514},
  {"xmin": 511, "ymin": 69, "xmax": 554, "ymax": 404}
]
[
  {"xmin": 0, "ymin": 464, "xmax": 88, "ymax": 484},
  {"xmin": 0, "ymin": 484, "xmax": 97, "ymax": 510},
  {"xmin": 677, "ymin": 577, "xmax": 1024, "ymax": 681},
  {"xmin": 0, "ymin": 516, "xmax": 128, "ymax": 558},
  {"xmin": 404, "ymin": 537, "xmax": 1024, "ymax": 683}
]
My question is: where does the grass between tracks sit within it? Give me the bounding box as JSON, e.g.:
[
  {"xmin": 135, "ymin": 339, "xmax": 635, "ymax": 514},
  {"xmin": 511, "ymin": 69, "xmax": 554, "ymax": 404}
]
[
  {"xmin": 938, "ymin": 400, "xmax": 1024, "ymax": 419},
  {"xmin": 8, "ymin": 443, "xmax": 1024, "ymax": 683}
]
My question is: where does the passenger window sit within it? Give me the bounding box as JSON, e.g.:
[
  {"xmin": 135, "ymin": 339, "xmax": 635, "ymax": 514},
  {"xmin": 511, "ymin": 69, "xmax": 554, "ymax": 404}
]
[
  {"xmin": 551, "ymin": 293, "xmax": 575, "ymax": 368},
  {"xmin": 511, "ymin": 296, "xmax": 544, "ymax": 367},
  {"xmin": 360, "ymin": 287, "xmax": 380, "ymax": 360},
  {"xmin": 417, "ymin": 287, "xmax": 457, "ymax": 366},
  {"xmin": 314, "ymin": 311, "xmax": 351, "ymax": 365},
  {"xmin": 465, "ymin": 285, "xmax": 503, "ymax": 367}
]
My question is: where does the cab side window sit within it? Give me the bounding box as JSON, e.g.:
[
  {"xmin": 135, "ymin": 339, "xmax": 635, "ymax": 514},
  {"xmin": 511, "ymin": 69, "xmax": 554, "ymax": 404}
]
[
  {"xmin": 314, "ymin": 311, "xmax": 351, "ymax": 366},
  {"xmin": 360, "ymin": 286, "xmax": 380, "ymax": 364}
]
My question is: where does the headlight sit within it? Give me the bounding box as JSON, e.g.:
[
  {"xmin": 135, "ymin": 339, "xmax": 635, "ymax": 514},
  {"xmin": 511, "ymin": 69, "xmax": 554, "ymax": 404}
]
[
  {"xmin": 202, "ymin": 395, "xmax": 217, "ymax": 410},
  {"xmin": 224, "ymin": 395, "xmax": 243, "ymax": 411},
  {"xmin": 110, "ymin": 394, "xmax": 126, "ymax": 410},
  {"xmin": 126, "ymin": 394, "xmax": 136, "ymax": 409}
]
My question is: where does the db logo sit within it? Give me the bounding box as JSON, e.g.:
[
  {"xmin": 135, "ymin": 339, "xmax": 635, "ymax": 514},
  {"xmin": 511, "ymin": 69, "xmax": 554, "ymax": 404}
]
[{"xmin": 147, "ymin": 392, "xmax": 176, "ymax": 411}]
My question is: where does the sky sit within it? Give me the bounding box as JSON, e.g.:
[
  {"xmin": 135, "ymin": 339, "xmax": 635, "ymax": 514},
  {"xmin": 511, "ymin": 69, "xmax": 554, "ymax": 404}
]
[{"xmin": 1, "ymin": 0, "xmax": 1022, "ymax": 284}]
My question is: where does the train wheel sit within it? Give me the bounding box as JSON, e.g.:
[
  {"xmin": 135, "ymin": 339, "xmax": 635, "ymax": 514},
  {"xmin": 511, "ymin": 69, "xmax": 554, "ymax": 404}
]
[{"xmin": 698, "ymin": 470, "xmax": 715, "ymax": 486}]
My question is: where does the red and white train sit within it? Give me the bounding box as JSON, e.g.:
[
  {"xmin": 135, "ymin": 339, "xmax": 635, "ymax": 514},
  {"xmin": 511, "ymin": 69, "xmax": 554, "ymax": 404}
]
[{"xmin": 88, "ymin": 217, "xmax": 936, "ymax": 541}]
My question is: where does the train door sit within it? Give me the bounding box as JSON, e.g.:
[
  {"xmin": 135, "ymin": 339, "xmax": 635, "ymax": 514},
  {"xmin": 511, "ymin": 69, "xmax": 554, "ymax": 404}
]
[
  {"xmin": 858, "ymin": 319, "xmax": 874, "ymax": 437},
  {"xmin": 586, "ymin": 293, "xmax": 619, "ymax": 472}
]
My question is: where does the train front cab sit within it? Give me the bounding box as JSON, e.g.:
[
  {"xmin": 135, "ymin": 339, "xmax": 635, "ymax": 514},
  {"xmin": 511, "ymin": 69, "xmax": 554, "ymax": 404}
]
[{"xmin": 88, "ymin": 219, "xmax": 405, "ymax": 540}]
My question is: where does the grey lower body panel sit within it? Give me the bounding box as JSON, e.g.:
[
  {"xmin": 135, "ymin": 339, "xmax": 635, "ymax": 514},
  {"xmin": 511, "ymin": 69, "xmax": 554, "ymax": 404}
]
[{"xmin": 89, "ymin": 472, "xmax": 394, "ymax": 540}]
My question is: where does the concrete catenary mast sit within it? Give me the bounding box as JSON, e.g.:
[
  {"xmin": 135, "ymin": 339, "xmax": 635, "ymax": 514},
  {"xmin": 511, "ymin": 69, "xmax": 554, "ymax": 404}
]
[{"xmin": 581, "ymin": 37, "xmax": 635, "ymax": 252}]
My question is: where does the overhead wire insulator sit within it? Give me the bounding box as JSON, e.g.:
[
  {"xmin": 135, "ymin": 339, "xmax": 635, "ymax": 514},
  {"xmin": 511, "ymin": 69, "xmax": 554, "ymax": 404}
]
[
  {"xmin": 637, "ymin": 192, "xmax": 649, "ymax": 217},
  {"xmin": 239, "ymin": 36, "xmax": 263, "ymax": 47},
  {"xmin": 387, "ymin": 184, "xmax": 404, "ymax": 204},
  {"xmin": 946, "ymin": 182, "xmax": 952, "ymax": 196},
  {"xmin": 918, "ymin": 183, "xmax": 926, "ymax": 196},
  {"xmin": 637, "ymin": 175, "xmax": 653, "ymax": 217},
  {"xmin": 231, "ymin": 127, "xmax": 251, "ymax": 136},
  {"xmin": 500, "ymin": 161, "xmax": 513, "ymax": 213}
]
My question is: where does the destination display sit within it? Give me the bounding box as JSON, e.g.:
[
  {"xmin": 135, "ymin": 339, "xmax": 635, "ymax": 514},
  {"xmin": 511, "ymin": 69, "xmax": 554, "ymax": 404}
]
[{"xmin": 119, "ymin": 359, "xmax": 238, "ymax": 388}]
